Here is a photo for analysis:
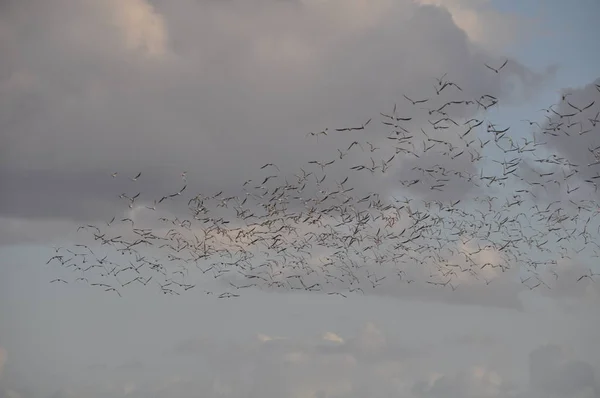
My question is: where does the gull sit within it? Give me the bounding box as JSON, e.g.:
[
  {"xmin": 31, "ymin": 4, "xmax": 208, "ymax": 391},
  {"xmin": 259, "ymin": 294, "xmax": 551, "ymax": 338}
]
[
  {"xmin": 158, "ymin": 194, "xmax": 171, "ymax": 204},
  {"xmin": 105, "ymin": 287, "xmax": 122, "ymax": 297},
  {"xmin": 521, "ymin": 119, "xmax": 542, "ymax": 128},
  {"xmin": 218, "ymin": 292, "xmax": 240, "ymax": 299},
  {"xmin": 484, "ymin": 59, "xmax": 508, "ymax": 73},
  {"xmin": 308, "ymin": 160, "xmax": 335, "ymax": 172},
  {"xmin": 434, "ymin": 73, "xmax": 448, "ymax": 86},
  {"xmin": 347, "ymin": 141, "xmax": 363, "ymax": 151},
  {"xmin": 560, "ymin": 92, "xmax": 572, "ymax": 101},
  {"xmin": 577, "ymin": 269, "xmax": 598, "ymax": 282},
  {"xmin": 91, "ymin": 283, "xmax": 112, "ymax": 288},
  {"xmin": 111, "ymin": 172, "xmax": 118, "ymax": 178},
  {"xmin": 335, "ymin": 118, "xmax": 371, "ymax": 131},
  {"xmin": 366, "ymin": 142, "xmax": 379, "ymax": 152},
  {"xmin": 403, "ymin": 94, "xmax": 429, "ymax": 105},
  {"xmin": 260, "ymin": 163, "xmax": 280, "ymax": 172},
  {"xmin": 260, "ymin": 176, "xmax": 277, "ymax": 185},
  {"xmin": 130, "ymin": 172, "xmax": 141, "ymax": 181},
  {"xmin": 306, "ymin": 129, "xmax": 328, "ymax": 141},
  {"xmin": 567, "ymin": 100, "xmax": 595, "ymax": 113},
  {"xmin": 167, "ymin": 185, "xmax": 187, "ymax": 199},
  {"xmin": 121, "ymin": 218, "xmax": 134, "ymax": 227}
]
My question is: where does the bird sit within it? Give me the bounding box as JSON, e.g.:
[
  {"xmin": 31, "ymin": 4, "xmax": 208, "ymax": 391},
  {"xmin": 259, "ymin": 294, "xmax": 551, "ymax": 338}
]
[
  {"xmin": 403, "ymin": 94, "xmax": 429, "ymax": 105},
  {"xmin": 45, "ymin": 64, "xmax": 600, "ymax": 302},
  {"xmin": 260, "ymin": 163, "xmax": 280, "ymax": 172},
  {"xmin": 484, "ymin": 59, "xmax": 508, "ymax": 73}
]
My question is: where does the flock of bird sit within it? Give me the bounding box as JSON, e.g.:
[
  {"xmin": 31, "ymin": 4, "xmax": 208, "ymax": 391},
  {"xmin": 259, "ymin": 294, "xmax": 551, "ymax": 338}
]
[{"xmin": 46, "ymin": 63, "xmax": 600, "ymax": 299}]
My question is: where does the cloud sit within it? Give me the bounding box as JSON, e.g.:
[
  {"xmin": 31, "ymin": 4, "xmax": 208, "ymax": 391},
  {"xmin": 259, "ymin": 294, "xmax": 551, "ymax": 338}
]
[
  {"xmin": 533, "ymin": 258, "xmax": 600, "ymax": 302},
  {"xmin": 0, "ymin": 348, "xmax": 22, "ymax": 398},
  {"xmin": 164, "ymin": 322, "xmax": 447, "ymax": 397},
  {"xmin": 108, "ymin": 0, "xmax": 169, "ymax": 58},
  {"xmin": 4, "ymin": 322, "xmax": 597, "ymax": 398},
  {"xmin": 0, "ymin": 347, "xmax": 6, "ymax": 377},
  {"xmin": 414, "ymin": 0, "xmax": 538, "ymax": 52},
  {"xmin": 412, "ymin": 366, "xmax": 509, "ymax": 398},
  {"xmin": 0, "ymin": 217, "xmax": 77, "ymax": 246},
  {"xmin": 0, "ymin": 0, "xmax": 552, "ymax": 232},
  {"xmin": 448, "ymin": 333, "xmax": 499, "ymax": 347},
  {"xmin": 0, "ymin": 390, "xmax": 21, "ymax": 398},
  {"xmin": 513, "ymin": 77, "xmax": 599, "ymax": 206},
  {"xmin": 156, "ymin": 323, "xmax": 596, "ymax": 398},
  {"xmin": 527, "ymin": 344, "xmax": 599, "ymax": 398},
  {"xmin": 5, "ymin": 0, "xmax": 593, "ymax": 321},
  {"xmin": 536, "ymin": 78, "xmax": 600, "ymax": 181},
  {"xmin": 322, "ymin": 332, "xmax": 344, "ymax": 344}
]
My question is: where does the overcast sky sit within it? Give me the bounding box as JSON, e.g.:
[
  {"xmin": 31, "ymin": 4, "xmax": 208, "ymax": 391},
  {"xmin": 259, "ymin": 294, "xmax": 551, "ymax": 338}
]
[{"xmin": 1, "ymin": 0, "xmax": 600, "ymax": 397}]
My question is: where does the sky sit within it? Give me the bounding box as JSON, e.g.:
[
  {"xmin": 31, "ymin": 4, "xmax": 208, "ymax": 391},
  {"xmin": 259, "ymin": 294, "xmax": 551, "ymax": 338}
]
[{"xmin": 1, "ymin": 0, "xmax": 600, "ymax": 397}]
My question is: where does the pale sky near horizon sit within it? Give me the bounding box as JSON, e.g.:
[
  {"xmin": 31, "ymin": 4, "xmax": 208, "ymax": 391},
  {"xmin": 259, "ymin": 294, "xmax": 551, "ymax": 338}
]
[{"xmin": 1, "ymin": 1, "xmax": 600, "ymax": 397}]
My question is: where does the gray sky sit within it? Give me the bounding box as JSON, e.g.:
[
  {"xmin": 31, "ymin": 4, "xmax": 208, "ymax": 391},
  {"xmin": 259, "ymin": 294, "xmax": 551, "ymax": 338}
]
[{"xmin": 1, "ymin": 0, "xmax": 600, "ymax": 397}]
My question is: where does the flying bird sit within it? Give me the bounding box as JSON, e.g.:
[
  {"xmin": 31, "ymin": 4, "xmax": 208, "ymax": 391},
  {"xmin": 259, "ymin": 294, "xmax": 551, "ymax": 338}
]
[{"xmin": 484, "ymin": 59, "xmax": 508, "ymax": 73}]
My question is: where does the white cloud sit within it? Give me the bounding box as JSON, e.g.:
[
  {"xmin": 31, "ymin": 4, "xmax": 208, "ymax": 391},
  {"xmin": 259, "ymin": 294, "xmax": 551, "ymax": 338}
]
[
  {"xmin": 107, "ymin": 0, "xmax": 169, "ymax": 58},
  {"xmin": 414, "ymin": 0, "xmax": 535, "ymax": 51},
  {"xmin": 322, "ymin": 332, "xmax": 344, "ymax": 344}
]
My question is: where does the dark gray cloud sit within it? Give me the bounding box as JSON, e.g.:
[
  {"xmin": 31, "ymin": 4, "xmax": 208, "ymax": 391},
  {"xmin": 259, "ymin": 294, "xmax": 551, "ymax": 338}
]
[
  {"xmin": 528, "ymin": 344, "xmax": 599, "ymax": 398},
  {"xmin": 0, "ymin": 0, "xmax": 553, "ymax": 235}
]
